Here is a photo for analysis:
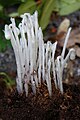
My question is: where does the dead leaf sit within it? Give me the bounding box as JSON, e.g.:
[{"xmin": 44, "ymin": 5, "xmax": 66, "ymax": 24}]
[
  {"xmin": 58, "ymin": 27, "xmax": 80, "ymax": 57},
  {"xmin": 74, "ymin": 45, "xmax": 80, "ymax": 57},
  {"xmin": 58, "ymin": 28, "xmax": 80, "ymax": 45},
  {"xmin": 58, "ymin": 37, "xmax": 75, "ymax": 48},
  {"xmin": 57, "ymin": 18, "xmax": 70, "ymax": 35}
]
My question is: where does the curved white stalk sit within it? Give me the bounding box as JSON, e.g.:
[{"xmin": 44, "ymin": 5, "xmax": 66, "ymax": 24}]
[
  {"xmin": 47, "ymin": 59, "xmax": 52, "ymax": 96},
  {"xmin": 61, "ymin": 27, "xmax": 72, "ymax": 59},
  {"xmin": 52, "ymin": 42, "xmax": 57, "ymax": 88},
  {"xmin": 42, "ymin": 41, "xmax": 45, "ymax": 81},
  {"xmin": 24, "ymin": 75, "xmax": 28, "ymax": 96},
  {"xmin": 38, "ymin": 28, "xmax": 43, "ymax": 84},
  {"xmin": 64, "ymin": 48, "xmax": 76, "ymax": 65},
  {"xmin": 56, "ymin": 56, "xmax": 63, "ymax": 94},
  {"xmin": 5, "ymin": 24, "xmax": 23, "ymax": 93}
]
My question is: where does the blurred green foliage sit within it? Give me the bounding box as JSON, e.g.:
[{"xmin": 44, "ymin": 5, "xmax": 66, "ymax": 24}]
[
  {"xmin": 18, "ymin": 0, "xmax": 59, "ymax": 30},
  {"xmin": 16, "ymin": 0, "xmax": 80, "ymax": 29},
  {"xmin": 0, "ymin": 28, "xmax": 11, "ymax": 51},
  {"xmin": 59, "ymin": 0, "xmax": 80, "ymax": 15},
  {"xmin": 0, "ymin": 72, "xmax": 15, "ymax": 90},
  {"xmin": 0, "ymin": 0, "xmax": 80, "ymax": 29},
  {"xmin": 0, "ymin": 0, "xmax": 80, "ymax": 51}
]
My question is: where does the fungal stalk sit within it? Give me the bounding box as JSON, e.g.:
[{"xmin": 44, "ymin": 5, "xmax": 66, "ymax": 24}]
[{"xmin": 4, "ymin": 11, "xmax": 76, "ymax": 96}]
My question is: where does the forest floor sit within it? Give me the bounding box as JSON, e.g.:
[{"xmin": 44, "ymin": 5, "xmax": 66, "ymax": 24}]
[{"xmin": 0, "ymin": 11, "xmax": 80, "ymax": 120}]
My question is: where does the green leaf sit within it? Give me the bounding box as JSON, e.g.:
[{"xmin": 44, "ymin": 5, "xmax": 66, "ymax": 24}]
[
  {"xmin": 36, "ymin": 0, "xmax": 46, "ymax": 18},
  {"xmin": 0, "ymin": 29, "xmax": 11, "ymax": 52},
  {"xmin": 21, "ymin": 0, "xmax": 27, "ymax": 2},
  {"xmin": 52, "ymin": 0, "xmax": 60, "ymax": 12},
  {"xmin": 8, "ymin": 12, "xmax": 19, "ymax": 17},
  {"xmin": 18, "ymin": 0, "xmax": 36, "ymax": 15},
  {"xmin": 59, "ymin": 1, "xmax": 80, "ymax": 15},
  {"xmin": 61, "ymin": 0, "xmax": 76, "ymax": 4},
  {"xmin": 0, "ymin": 4, "xmax": 3, "ymax": 11},
  {"xmin": 39, "ymin": 0, "xmax": 55, "ymax": 30},
  {"xmin": 0, "ymin": 72, "xmax": 15, "ymax": 90}
]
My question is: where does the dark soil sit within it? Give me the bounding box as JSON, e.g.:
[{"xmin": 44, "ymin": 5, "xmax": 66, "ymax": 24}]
[{"xmin": 0, "ymin": 80, "xmax": 80, "ymax": 120}]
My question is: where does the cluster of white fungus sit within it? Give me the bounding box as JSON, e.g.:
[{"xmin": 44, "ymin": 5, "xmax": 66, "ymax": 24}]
[{"xmin": 4, "ymin": 11, "xmax": 76, "ymax": 96}]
